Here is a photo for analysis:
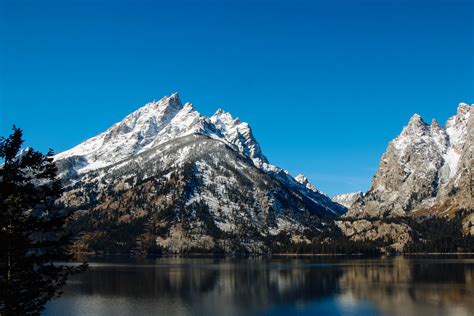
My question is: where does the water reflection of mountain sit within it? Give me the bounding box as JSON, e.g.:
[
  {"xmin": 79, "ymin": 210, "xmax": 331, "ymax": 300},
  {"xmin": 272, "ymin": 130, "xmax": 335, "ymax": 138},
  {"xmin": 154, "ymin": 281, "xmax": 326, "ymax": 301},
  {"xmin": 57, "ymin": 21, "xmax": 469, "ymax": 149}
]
[
  {"xmin": 339, "ymin": 257, "xmax": 474, "ymax": 316},
  {"xmin": 61, "ymin": 258, "xmax": 343, "ymax": 315},
  {"xmin": 50, "ymin": 257, "xmax": 474, "ymax": 316}
]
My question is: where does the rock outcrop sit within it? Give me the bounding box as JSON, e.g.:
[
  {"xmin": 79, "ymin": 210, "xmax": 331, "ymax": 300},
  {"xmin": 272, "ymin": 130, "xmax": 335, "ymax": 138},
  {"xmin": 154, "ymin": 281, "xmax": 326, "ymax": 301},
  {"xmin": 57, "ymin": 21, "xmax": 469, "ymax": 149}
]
[
  {"xmin": 332, "ymin": 192, "xmax": 364, "ymax": 208},
  {"xmin": 339, "ymin": 103, "xmax": 473, "ymax": 252},
  {"xmin": 347, "ymin": 103, "xmax": 472, "ymax": 219}
]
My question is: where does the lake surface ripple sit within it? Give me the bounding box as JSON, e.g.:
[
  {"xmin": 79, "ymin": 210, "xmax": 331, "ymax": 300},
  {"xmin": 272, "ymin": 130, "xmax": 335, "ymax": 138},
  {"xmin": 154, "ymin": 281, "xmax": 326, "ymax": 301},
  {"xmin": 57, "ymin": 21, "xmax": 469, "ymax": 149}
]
[{"xmin": 44, "ymin": 256, "xmax": 474, "ymax": 316}]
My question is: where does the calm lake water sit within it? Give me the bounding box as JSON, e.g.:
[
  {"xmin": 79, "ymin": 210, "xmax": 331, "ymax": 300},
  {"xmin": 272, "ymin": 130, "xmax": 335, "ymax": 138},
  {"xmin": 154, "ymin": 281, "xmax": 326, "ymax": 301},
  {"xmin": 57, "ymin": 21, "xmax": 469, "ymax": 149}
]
[{"xmin": 43, "ymin": 256, "xmax": 474, "ymax": 316}]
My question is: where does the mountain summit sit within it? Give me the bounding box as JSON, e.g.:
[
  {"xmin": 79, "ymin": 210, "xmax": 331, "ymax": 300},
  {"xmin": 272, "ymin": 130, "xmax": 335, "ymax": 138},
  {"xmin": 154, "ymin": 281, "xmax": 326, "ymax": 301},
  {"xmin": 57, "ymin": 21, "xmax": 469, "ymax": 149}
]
[
  {"xmin": 55, "ymin": 93, "xmax": 272, "ymax": 176},
  {"xmin": 337, "ymin": 102, "xmax": 473, "ymax": 252},
  {"xmin": 345, "ymin": 102, "xmax": 472, "ymax": 218},
  {"xmin": 55, "ymin": 93, "xmax": 345, "ymax": 254}
]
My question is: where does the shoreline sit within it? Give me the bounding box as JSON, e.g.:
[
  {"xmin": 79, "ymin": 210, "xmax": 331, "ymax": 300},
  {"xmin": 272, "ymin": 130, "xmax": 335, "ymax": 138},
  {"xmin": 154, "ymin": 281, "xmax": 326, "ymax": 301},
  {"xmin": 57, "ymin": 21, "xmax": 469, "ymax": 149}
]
[{"xmin": 74, "ymin": 252, "xmax": 474, "ymax": 259}]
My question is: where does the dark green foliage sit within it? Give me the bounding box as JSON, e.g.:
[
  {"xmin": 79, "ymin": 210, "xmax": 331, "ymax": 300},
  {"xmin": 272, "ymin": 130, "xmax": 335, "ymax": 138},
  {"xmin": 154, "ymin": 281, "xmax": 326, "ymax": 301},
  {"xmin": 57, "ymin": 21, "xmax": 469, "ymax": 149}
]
[
  {"xmin": 405, "ymin": 211, "xmax": 474, "ymax": 253},
  {"xmin": 269, "ymin": 224, "xmax": 384, "ymax": 256},
  {"xmin": 0, "ymin": 126, "xmax": 87, "ymax": 315}
]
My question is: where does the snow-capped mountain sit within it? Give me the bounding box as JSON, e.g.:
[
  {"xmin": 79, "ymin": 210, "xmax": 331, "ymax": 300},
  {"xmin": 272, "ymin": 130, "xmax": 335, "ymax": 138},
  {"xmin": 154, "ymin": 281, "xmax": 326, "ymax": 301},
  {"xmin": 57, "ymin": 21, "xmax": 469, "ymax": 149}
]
[
  {"xmin": 294, "ymin": 174, "xmax": 319, "ymax": 193},
  {"xmin": 335, "ymin": 102, "xmax": 473, "ymax": 253},
  {"xmin": 55, "ymin": 93, "xmax": 345, "ymax": 254},
  {"xmin": 210, "ymin": 108, "xmax": 268, "ymax": 165},
  {"xmin": 345, "ymin": 102, "xmax": 473, "ymax": 218},
  {"xmin": 332, "ymin": 192, "xmax": 364, "ymax": 209},
  {"xmin": 55, "ymin": 93, "xmax": 224, "ymax": 175}
]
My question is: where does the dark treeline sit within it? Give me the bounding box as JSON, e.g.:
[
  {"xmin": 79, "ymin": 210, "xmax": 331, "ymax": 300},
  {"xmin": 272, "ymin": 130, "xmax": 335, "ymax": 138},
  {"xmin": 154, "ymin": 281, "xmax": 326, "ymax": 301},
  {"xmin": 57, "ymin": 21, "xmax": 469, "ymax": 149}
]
[
  {"xmin": 65, "ymin": 208, "xmax": 474, "ymax": 257},
  {"xmin": 270, "ymin": 236, "xmax": 384, "ymax": 256},
  {"xmin": 405, "ymin": 211, "xmax": 474, "ymax": 253}
]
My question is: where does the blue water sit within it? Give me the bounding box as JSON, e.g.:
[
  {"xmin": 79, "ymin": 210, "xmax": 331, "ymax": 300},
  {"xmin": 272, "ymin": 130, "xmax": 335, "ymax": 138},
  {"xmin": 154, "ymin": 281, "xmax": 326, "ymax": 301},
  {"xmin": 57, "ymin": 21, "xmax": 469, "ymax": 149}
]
[{"xmin": 43, "ymin": 256, "xmax": 474, "ymax": 316}]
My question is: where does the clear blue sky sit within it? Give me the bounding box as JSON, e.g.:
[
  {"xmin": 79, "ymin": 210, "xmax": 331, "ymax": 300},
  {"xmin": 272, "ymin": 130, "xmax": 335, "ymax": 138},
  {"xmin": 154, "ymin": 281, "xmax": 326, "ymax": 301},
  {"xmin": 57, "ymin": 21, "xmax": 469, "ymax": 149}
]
[{"xmin": 1, "ymin": 0, "xmax": 473, "ymax": 196}]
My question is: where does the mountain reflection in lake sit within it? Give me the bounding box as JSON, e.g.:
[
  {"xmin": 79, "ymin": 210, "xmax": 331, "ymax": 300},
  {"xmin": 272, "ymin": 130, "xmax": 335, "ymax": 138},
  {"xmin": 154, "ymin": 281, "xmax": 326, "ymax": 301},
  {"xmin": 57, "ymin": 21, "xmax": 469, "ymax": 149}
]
[{"xmin": 43, "ymin": 256, "xmax": 474, "ymax": 316}]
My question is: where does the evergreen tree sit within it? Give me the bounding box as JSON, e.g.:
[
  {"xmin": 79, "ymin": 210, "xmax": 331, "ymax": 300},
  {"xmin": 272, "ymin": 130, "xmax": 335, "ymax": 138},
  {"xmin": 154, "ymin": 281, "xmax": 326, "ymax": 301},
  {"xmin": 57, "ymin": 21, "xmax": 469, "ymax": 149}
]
[{"xmin": 0, "ymin": 126, "xmax": 87, "ymax": 315}]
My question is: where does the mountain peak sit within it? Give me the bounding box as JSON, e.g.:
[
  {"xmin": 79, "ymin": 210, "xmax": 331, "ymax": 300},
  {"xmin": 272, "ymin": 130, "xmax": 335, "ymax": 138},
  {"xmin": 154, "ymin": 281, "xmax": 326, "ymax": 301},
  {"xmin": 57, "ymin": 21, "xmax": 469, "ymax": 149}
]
[
  {"xmin": 54, "ymin": 93, "xmax": 347, "ymax": 250},
  {"xmin": 446, "ymin": 102, "xmax": 472, "ymax": 132},
  {"xmin": 431, "ymin": 118, "xmax": 441, "ymax": 129},
  {"xmin": 213, "ymin": 108, "xmax": 225, "ymax": 116},
  {"xmin": 408, "ymin": 113, "xmax": 425, "ymax": 124},
  {"xmin": 56, "ymin": 93, "xmax": 272, "ymax": 173},
  {"xmin": 211, "ymin": 108, "xmax": 240, "ymax": 126},
  {"xmin": 170, "ymin": 91, "xmax": 179, "ymax": 98},
  {"xmin": 295, "ymin": 173, "xmax": 318, "ymax": 193},
  {"xmin": 332, "ymin": 191, "xmax": 364, "ymax": 208},
  {"xmin": 457, "ymin": 102, "xmax": 471, "ymax": 114},
  {"xmin": 182, "ymin": 102, "xmax": 195, "ymax": 111},
  {"xmin": 159, "ymin": 92, "xmax": 182, "ymax": 109},
  {"xmin": 139, "ymin": 93, "xmax": 183, "ymax": 121},
  {"xmin": 209, "ymin": 108, "xmax": 267, "ymax": 164},
  {"xmin": 295, "ymin": 173, "xmax": 308, "ymax": 183},
  {"xmin": 400, "ymin": 113, "xmax": 428, "ymax": 136},
  {"xmin": 348, "ymin": 101, "xmax": 472, "ymax": 219}
]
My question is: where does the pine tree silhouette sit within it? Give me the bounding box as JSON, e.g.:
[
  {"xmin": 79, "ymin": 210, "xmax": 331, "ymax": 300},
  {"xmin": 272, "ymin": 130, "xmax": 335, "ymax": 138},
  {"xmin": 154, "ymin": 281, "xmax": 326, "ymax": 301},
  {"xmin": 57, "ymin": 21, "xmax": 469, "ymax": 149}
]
[{"xmin": 0, "ymin": 126, "xmax": 87, "ymax": 315}]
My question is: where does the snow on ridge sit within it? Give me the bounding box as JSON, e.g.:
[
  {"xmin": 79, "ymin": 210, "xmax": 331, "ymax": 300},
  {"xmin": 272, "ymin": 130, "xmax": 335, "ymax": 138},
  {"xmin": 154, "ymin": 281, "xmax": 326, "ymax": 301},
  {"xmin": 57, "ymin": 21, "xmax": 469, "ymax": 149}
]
[
  {"xmin": 55, "ymin": 92, "xmax": 269, "ymax": 175},
  {"xmin": 442, "ymin": 102, "xmax": 472, "ymax": 179},
  {"xmin": 55, "ymin": 93, "xmax": 184, "ymax": 160},
  {"xmin": 331, "ymin": 192, "xmax": 364, "ymax": 208},
  {"xmin": 390, "ymin": 103, "xmax": 472, "ymax": 181},
  {"xmin": 295, "ymin": 174, "xmax": 319, "ymax": 193},
  {"xmin": 53, "ymin": 92, "xmax": 347, "ymax": 216},
  {"xmin": 210, "ymin": 108, "xmax": 268, "ymax": 163}
]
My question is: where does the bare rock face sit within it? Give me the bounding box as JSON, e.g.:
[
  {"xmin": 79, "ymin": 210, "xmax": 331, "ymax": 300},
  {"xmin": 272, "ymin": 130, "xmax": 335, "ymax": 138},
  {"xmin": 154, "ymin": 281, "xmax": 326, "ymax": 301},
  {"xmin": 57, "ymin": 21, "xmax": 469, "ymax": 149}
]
[
  {"xmin": 436, "ymin": 103, "xmax": 474, "ymax": 214},
  {"xmin": 346, "ymin": 103, "xmax": 473, "ymax": 219},
  {"xmin": 463, "ymin": 213, "xmax": 474, "ymax": 236},
  {"xmin": 338, "ymin": 103, "xmax": 472, "ymax": 252},
  {"xmin": 336, "ymin": 220, "xmax": 411, "ymax": 253},
  {"xmin": 331, "ymin": 192, "xmax": 364, "ymax": 209}
]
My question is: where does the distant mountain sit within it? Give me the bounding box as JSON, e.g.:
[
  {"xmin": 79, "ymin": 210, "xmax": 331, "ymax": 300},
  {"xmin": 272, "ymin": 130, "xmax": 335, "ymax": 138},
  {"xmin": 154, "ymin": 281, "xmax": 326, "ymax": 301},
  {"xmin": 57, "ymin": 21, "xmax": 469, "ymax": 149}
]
[
  {"xmin": 346, "ymin": 102, "xmax": 472, "ymax": 218},
  {"xmin": 294, "ymin": 174, "xmax": 321, "ymax": 194},
  {"xmin": 332, "ymin": 192, "xmax": 364, "ymax": 209},
  {"xmin": 338, "ymin": 103, "xmax": 473, "ymax": 252},
  {"xmin": 55, "ymin": 93, "xmax": 345, "ymax": 254}
]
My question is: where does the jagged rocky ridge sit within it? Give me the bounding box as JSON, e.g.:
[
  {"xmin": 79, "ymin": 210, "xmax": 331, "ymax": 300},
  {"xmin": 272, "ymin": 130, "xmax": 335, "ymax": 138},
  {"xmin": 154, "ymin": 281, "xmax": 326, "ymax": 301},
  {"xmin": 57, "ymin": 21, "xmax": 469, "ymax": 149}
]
[
  {"xmin": 332, "ymin": 192, "xmax": 364, "ymax": 209},
  {"xmin": 55, "ymin": 93, "xmax": 345, "ymax": 254},
  {"xmin": 337, "ymin": 103, "xmax": 473, "ymax": 252},
  {"xmin": 347, "ymin": 102, "xmax": 472, "ymax": 218}
]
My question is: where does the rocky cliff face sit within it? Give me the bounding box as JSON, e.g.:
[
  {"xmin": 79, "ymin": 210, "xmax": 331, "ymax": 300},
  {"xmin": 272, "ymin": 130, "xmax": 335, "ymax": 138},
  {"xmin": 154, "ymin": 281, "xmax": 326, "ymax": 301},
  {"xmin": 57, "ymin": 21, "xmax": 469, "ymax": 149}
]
[
  {"xmin": 346, "ymin": 103, "xmax": 473, "ymax": 219},
  {"xmin": 338, "ymin": 102, "xmax": 473, "ymax": 252},
  {"xmin": 55, "ymin": 93, "xmax": 345, "ymax": 254},
  {"xmin": 331, "ymin": 192, "xmax": 364, "ymax": 209}
]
